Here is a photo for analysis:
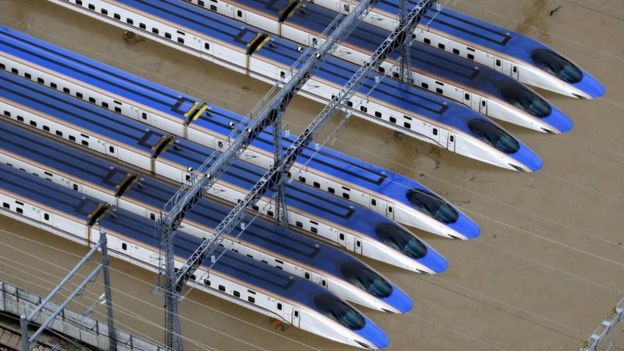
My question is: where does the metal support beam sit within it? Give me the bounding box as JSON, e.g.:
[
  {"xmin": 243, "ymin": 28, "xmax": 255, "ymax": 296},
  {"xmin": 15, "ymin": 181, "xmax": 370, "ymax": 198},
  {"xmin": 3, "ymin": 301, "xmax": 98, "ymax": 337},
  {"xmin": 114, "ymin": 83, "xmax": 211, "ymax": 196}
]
[
  {"xmin": 581, "ymin": 297, "xmax": 624, "ymax": 351},
  {"xmin": 21, "ymin": 231, "xmax": 116, "ymax": 351},
  {"xmin": 172, "ymin": 0, "xmax": 436, "ymax": 295},
  {"xmin": 272, "ymin": 116, "xmax": 289, "ymax": 227},
  {"xmin": 159, "ymin": 0, "xmax": 381, "ymax": 348}
]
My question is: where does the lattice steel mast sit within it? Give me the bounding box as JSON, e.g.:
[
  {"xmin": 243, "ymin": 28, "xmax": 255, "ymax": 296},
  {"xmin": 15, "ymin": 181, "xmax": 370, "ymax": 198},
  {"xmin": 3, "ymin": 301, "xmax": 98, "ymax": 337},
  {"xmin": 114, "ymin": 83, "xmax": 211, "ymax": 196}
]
[
  {"xmin": 159, "ymin": 0, "xmax": 381, "ymax": 348},
  {"xmin": 170, "ymin": 0, "xmax": 436, "ymax": 336}
]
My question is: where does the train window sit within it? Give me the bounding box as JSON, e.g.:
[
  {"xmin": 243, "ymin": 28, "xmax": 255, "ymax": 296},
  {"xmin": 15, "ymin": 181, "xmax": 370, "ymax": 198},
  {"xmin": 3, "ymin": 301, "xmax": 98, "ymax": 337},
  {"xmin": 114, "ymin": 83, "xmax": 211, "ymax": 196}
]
[
  {"xmin": 204, "ymin": 43, "xmax": 210, "ymax": 50},
  {"xmin": 421, "ymin": 82, "xmax": 429, "ymax": 89},
  {"xmin": 198, "ymin": 0, "xmax": 204, "ymax": 5},
  {"xmin": 114, "ymin": 13, "xmax": 120, "ymax": 20},
  {"xmin": 165, "ymin": 33, "xmax": 172, "ymax": 39},
  {"xmin": 346, "ymin": 101, "xmax": 353, "ymax": 107},
  {"xmin": 531, "ymin": 48, "xmax": 582, "ymax": 83},
  {"xmin": 25, "ymin": 73, "xmax": 32, "ymax": 79},
  {"xmin": 450, "ymin": 136, "xmax": 455, "ymax": 142},
  {"xmin": 16, "ymin": 208, "xmax": 22, "ymax": 214},
  {"xmin": 122, "ymin": 243, "xmax": 127, "ymax": 250},
  {"xmin": 424, "ymin": 38, "xmax": 431, "ymax": 44},
  {"xmin": 88, "ymin": 3, "xmax": 94, "ymax": 10},
  {"xmin": 233, "ymin": 291, "xmax": 240, "ymax": 298},
  {"xmin": 389, "ymin": 117, "xmax": 396, "ymax": 124},
  {"xmin": 375, "ymin": 223, "xmax": 427, "ymax": 259},
  {"xmin": 51, "ymin": 82, "xmax": 57, "ymax": 89},
  {"xmin": 139, "ymin": 23, "xmax": 146, "ymax": 30},
  {"xmin": 0, "ymin": 63, "xmax": 4, "ymax": 70},
  {"xmin": 17, "ymin": 116, "xmax": 23, "ymax": 122},
  {"xmin": 126, "ymin": 18, "xmax": 133, "ymax": 25},
  {"xmin": 261, "ymin": 260, "xmax": 268, "ymax": 264},
  {"xmin": 152, "ymin": 28, "xmax": 159, "ymax": 35},
  {"xmin": 481, "ymin": 100, "xmax": 486, "ymax": 107},
  {"xmin": 69, "ymin": 135, "xmax": 76, "ymax": 142},
  {"xmin": 432, "ymin": 128, "xmax": 438, "ymax": 136},
  {"xmin": 371, "ymin": 199, "xmax": 376, "ymax": 206},
  {"xmin": 342, "ymin": 193, "xmax": 350, "ymax": 200},
  {"xmin": 328, "ymin": 187, "xmax": 335, "ymax": 194},
  {"xmin": 115, "ymin": 107, "xmax": 121, "ymax": 113},
  {"xmin": 436, "ymin": 88, "xmax": 443, "ymax": 94},
  {"xmin": 76, "ymin": 92, "xmax": 83, "ymax": 99},
  {"xmin": 468, "ymin": 119, "xmax": 520, "ymax": 154},
  {"xmin": 311, "ymin": 227, "xmax": 318, "ymax": 234},
  {"xmin": 89, "ymin": 97, "xmax": 96, "ymax": 104},
  {"xmin": 467, "ymin": 54, "xmax": 474, "ymax": 60},
  {"xmin": 267, "ymin": 210, "xmax": 274, "ymax": 217},
  {"xmin": 452, "ymin": 48, "xmax": 459, "ymax": 55},
  {"xmin": 500, "ymin": 84, "xmax": 552, "ymax": 118},
  {"xmin": 2, "ymin": 203, "xmax": 9, "ymax": 209},
  {"xmin": 388, "ymin": 206, "xmax": 393, "ymax": 213},
  {"xmin": 248, "ymin": 296, "xmax": 255, "ymax": 303},
  {"xmin": 277, "ymin": 303, "xmax": 282, "ymax": 310},
  {"xmin": 218, "ymin": 285, "xmax": 226, "ymax": 292},
  {"xmin": 294, "ymin": 311, "xmax": 299, "ymax": 318},
  {"xmin": 44, "ymin": 213, "xmax": 50, "ymax": 221},
  {"xmin": 298, "ymin": 176, "xmax": 306, "ymax": 183},
  {"xmin": 141, "ymin": 112, "xmax": 147, "ymax": 120},
  {"xmin": 177, "ymin": 38, "xmax": 185, "ymax": 44},
  {"xmin": 150, "ymin": 213, "xmax": 156, "ymax": 221},
  {"xmin": 438, "ymin": 43, "xmax": 445, "ymax": 50},
  {"xmin": 252, "ymin": 205, "xmax": 259, "ymax": 211},
  {"xmin": 310, "ymin": 220, "xmax": 318, "ymax": 225},
  {"xmin": 177, "ymin": 30, "xmax": 185, "ymax": 35},
  {"xmin": 339, "ymin": 233, "xmax": 344, "ymax": 240},
  {"xmin": 512, "ymin": 66, "xmax": 517, "ymax": 73},
  {"xmin": 210, "ymin": 4, "xmax": 217, "ymax": 11},
  {"xmin": 321, "ymin": 280, "xmax": 327, "ymax": 287},
  {"xmin": 340, "ymin": 262, "xmax": 393, "ymax": 298},
  {"xmin": 37, "ymin": 77, "xmax": 44, "ymax": 84},
  {"xmin": 109, "ymin": 146, "xmax": 115, "ymax": 153},
  {"xmin": 378, "ymin": 67, "xmax": 385, "ymax": 74},
  {"xmin": 29, "ymin": 121, "xmax": 37, "ymax": 127},
  {"xmin": 374, "ymin": 111, "xmax": 382, "ymax": 118},
  {"xmin": 43, "ymin": 126, "xmax": 50, "ymax": 132},
  {"xmin": 237, "ymin": 10, "xmax": 243, "ymax": 17},
  {"xmin": 356, "ymin": 241, "xmax": 361, "ymax": 247},
  {"xmin": 73, "ymin": 184, "xmax": 78, "ymax": 191},
  {"xmin": 295, "ymin": 221, "xmax": 303, "ymax": 228},
  {"xmin": 495, "ymin": 59, "xmax": 501, "ymax": 67},
  {"xmin": 63, "ymin": 87, "xmax": 70, "ymax": 94},
  {"xmin": 56, "ymin": 130, "xmax": 63, "ymax": 137},
  {"xmin": 404, "ymin": 122, "xmax": 411, "ymax": 129},
  {"xmin": 75, "ymin": 0, "xmax": 82, "ymax": 5},
  {"xmin": 304, "ymin": 272, "xmax": 310, "ymax": 279},
  {"xmin": 10, "ymin": 68, "xmax": 18, "ymax": 74},
  {"xmin": 204, "ymin": 279, "xmax": 211, "ymax": 286},
  {"xmin": 313, "ymin": 181, "xmax": 320, "ymax": 188},
  {"xmin": 313, "ymin": 294, "xmax": 365, "ymax": 330},
  {"xmin": 276, "ymin": 266, "xmax": 283, "ymax": 270},
  {"xmin": 102, "ymin": 102, "xmax": 109, "ymax": 108},
  {"xmin": 2, "ymin": 110, "xmax": 9, "ymax": 117},
  {"xmin": 359, "ymin": 105, "xmax": 367, "ymax": 113},
  {"xmin": 101, "ymin": 8, "xmax": 108, "ymax": 15},
  {"xmin": 464, "ymin": 93, "xmax": 470, "ymax": 100}
]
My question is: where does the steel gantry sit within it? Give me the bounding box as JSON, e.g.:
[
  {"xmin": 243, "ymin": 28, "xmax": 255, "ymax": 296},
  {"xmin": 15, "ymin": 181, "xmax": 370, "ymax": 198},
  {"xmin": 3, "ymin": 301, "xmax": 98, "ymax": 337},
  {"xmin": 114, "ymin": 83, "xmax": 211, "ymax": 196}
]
[
  {"xmin": 158, "ymin": 0, "xmax": 383, "ymax": 348},
  {"xmin": 159, "ymin": 0, "xmax": 436, "ymax": 349}
]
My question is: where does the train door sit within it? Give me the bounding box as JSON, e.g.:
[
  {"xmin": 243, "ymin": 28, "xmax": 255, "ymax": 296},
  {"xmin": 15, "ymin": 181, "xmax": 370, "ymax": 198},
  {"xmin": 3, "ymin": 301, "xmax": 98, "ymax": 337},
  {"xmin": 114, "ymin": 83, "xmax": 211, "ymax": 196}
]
[
  {"xmin": 438, "ymin": 129, "xmax": 456, "ymax": 152},
  {"xmin": 104, "ymin": 142, "xmax": 117, "ymax": 158},
  {"xmin": 354, "ymin": 238, "xmax": 363, "ymax": 255},
  {"xmin": 511, "ymin": 65, "xmax": 519, "ymax": 80},
  {"xmin": 280, "ymin": 303, "xmax": 292, "ymax": 325},
  {"xmin": 385, "ymin": 204, "xmax": 394, "ymax": 220},
  {"xmin": 291, "ymin": 309, "xmax": 301, "ymax": 328},
  {"xmin": 345, "ymin": 234, "xmax": 355, "ymax": 251},
  {"xmin": 234, "ymin": 7, "xmax": 246, "ymax": 22},
  {"xmin": 338, "ymin": 232, "xmax": 346, "ymax": 247},
  {"xmin": 479, "ymin": 99, "xmax": 488, "ymax": 115}
]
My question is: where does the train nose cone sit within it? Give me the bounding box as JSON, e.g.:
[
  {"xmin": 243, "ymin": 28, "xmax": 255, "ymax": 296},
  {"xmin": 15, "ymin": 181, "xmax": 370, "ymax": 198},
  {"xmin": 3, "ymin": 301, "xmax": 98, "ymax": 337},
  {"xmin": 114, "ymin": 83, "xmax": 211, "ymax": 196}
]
[
  {"xmin": 357, "ymin": 318, "xmax": 390, "ymax": 350},
  {"xmin": 448, "ymin": 212, "xmax": 480, "ymax": 240},
  {"xmin": 383, "ymin": 285, "xmax": 413, "ymax": 313},
  {"xmin": 418, "ymin": 245, "xmax": 449, "ymax": 274},
  {"xmin": 544, "ymin": 105, "xmax": 574, "ymax": 134},
  {"xmin": 579, "ymin": 72, "xmax": 606, "ymax": 99},
  {"xmin": 511, "ymin": 142, "xmax": 543, "ymax": 172}
]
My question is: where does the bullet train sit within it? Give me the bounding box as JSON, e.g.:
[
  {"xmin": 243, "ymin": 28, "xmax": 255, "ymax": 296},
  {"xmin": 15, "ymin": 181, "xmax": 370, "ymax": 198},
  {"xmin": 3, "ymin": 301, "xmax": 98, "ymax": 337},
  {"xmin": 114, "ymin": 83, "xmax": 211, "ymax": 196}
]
[
  {"xmin": 0, "ymin": 26, "xmax": 479, "ymax": 240},
  {"xmin": 0, "ymin": 164, "xmax": 390, "ymax": 349},
  {"xmin": 308, "ymin": 0, "xmax": 605, "ymax": 99},
  {"xmin": 183, "ymin": 0, "xmax": 573, "ymax": 134},
  {"xmin": 0, "ymin": 122, "xmax": 415, "ymax": 313},
  {"xmin": 45, "ymin": 0, "xmax": 543, "ymax": 172},
  {"xmin": 0, "ymin": 70, "xmax": 448, "ymax": 274}
]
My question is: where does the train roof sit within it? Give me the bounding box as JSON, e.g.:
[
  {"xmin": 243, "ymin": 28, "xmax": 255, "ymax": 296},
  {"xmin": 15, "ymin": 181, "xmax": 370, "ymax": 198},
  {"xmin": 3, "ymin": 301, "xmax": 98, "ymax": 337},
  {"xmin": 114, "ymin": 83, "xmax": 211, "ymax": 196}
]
[
  {"xmin": 0, "ymin": 70, "xmax": 406, "ymax": 241},
  {"xmin": 0, "ymin": 26, "xmax": 447, "ymax": 218},
  {"xmin": 112, "ymin": 0, "xmax": 497, "ymax": 134},
  {"xmin": 0, "ymin": 161, "xmax": 342, "ymax": 309}
]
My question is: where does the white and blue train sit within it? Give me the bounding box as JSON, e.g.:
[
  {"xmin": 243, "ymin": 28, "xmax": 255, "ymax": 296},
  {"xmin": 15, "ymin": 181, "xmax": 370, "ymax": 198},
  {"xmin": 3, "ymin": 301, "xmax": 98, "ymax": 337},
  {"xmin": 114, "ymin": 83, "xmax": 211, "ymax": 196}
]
[
  {"xmin": 183, "ymin": 0, "xmax": 574, "ymax": 134},
  {"xmin": 0, "ymin": 70, "xmax": 448, "ymax": 274},
  {"xmin": 45, "ymin": 0, "xmax": 543, "ymax": 173},
  {"xmin": 0, "ymin": 26, "xmax": 480, "ymax": 241},
  {"xmin": 0, "ymin": 122, "xmax": 414, "ymax": 313},
  {"xmin": 0, "ymin": 163, "xmax": 390, "ymax": 349},
  {"xmin": 309, "ymin": 0, "xmax": 605, "ymax": 99}
]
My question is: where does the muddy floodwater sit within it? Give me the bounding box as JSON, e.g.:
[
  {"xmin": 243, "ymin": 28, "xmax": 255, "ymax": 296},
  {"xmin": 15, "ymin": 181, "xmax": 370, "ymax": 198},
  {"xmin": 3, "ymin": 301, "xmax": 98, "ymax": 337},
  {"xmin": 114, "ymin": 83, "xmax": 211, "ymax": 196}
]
[{"xmin": 0, "ymin": 0, "xmax": 623, "ymax": 350}]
